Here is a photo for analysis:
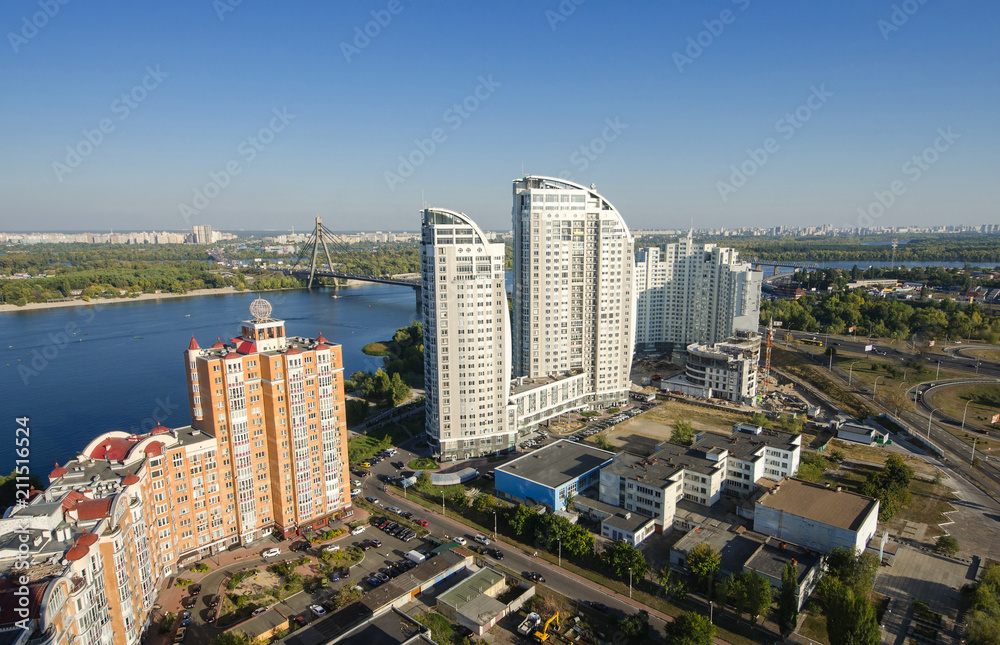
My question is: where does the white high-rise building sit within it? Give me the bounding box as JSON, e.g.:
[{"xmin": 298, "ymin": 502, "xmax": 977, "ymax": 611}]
[
  {"xmin": 420, "ymin": 208, "xmax": 513, "ymax": 461},
  {"xmin": 635, "ymin": 232, "xmax": 761, "ymax": 352},
  {"xmin": 512, "ymin": 176, "xmax": 635, "ymax": 409}
]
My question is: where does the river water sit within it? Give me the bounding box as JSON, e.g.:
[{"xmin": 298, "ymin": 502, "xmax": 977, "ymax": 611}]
[{"xmin": 0, "ymin": 285, "xmax": 419, "ymax": 476}]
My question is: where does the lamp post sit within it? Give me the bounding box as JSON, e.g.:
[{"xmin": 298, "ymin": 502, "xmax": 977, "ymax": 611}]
[
  {"xmin": 962, "ymin": 399, "xmax": 974, "ymax": 432},
  {"xmin": 874, "ymin": 376, "xmax": 886, "ymax": 401},
  {"xmin": 441, "ymin": 491, "xmax": 445, "ymax": 517},
  {"xmin": 493, "ymin": 511, "xmax": 497, "ymax": 540},
  {"xmin": 902, "ymin": 367, "xmax": 910, "ymax": 383},
  {"xmin": 927, "ymin": 407, "xmax": 941, "ymax": 441},
  {"xmin": 628, "ymin": 567, "xmax": 633, "ymax": 599},
  {"xmin": 849, "ymin": 361, "xmax": 859, "ymax": 387},
  {"xmin": 936, "ymin": 360, "xmax": 941, "ymax": 379},
  {"xmin": 557, "ymin": 538, "xmax": 561, "ymax": 568},
  {"xmin": 971, "ymin": 436, "xmax": 980, "ymax": 464}
]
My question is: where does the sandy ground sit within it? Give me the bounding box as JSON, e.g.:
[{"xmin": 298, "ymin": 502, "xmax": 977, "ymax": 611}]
[{"xmin": 0, "ymin": 287, "xmax": 245, "ymax": 313}]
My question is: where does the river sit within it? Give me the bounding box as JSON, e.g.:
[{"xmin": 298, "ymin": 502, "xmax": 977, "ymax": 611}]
[{"xmin": 0, "ymin": 284, "xmax": 419, "ymax": 476}]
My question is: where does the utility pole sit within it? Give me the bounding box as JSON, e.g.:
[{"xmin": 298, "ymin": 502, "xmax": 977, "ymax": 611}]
[
  {"xmin": 971, "ymin": 436, "xmax": 980, "ymax": 464},
  {"xmin": 936, "ymin": 360, "xmax": 941, "ymax": 379},
  {"xmin": 962, "ymin": 399, "xmax": 974, "ymax": 431},
  {"xmin": 927, "ymin": 407, "xmax": 941, "ymax": 441}
]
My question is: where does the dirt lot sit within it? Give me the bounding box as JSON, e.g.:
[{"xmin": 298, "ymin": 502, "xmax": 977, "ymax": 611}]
[{"xmin": 598, "ymin": 400, "xmax": 745, "ymax": 452}]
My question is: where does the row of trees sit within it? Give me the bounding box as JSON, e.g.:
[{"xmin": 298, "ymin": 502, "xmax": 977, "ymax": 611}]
[
  {"xmin": 859, "ymin": 454, "xmax": 914, "ymax": 521},
  {"xmin": 761, "ymin": 290, "xmax": 1000, "ymax": 342},
  {"xmin": 699, "ymin": 233, "xmax": 1000, "ymax": 263}
]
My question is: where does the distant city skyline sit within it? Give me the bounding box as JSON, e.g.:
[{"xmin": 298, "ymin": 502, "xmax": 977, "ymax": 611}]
[{"xmin": 2, "ymin": 2, "xmax": 997, "ymax": 232}]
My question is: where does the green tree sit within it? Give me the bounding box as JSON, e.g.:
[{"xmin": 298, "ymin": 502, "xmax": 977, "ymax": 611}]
[
  {"xmin": 0, "ymin": 470, "xmax": 45, "ymax": 511},
  {"xmin": 473, "ymin": 492, "xmax": 497, "ymax": 514},
  {"xmin": 749, "ymin": 412, "xmax": 774, "ymax": 429},
  {"xmin": 619, "ymin": 610, "xmax": 650, "ymax": 644},
  {"xmin": 824, "ymin": 582, "xmax": 880, "ymax": 645},
  {"xmin": 663, "ymin": 612, "xmax": 716, "ymax": 645},
  {"xmin": 777, "ymin": 561, "xmax": 800, "ymax": 634},
  {"xmin": 670, "ymin": 419, "xmax": 695, "ymax": 446},
  {"xmin": 390, "ymin": 372, "xmax": 411, "ymax": 406},
  {"xmin": 825, "ymin": 547, "xmax": 879, "ymax": 596},
  {"xmin": 685, "ymin": 542, "xmax": 721, "ymax": 591},
  {"xmin": 414, "ymin": 471, "xmax": 432, "ymax": 492},
  {"xmin": 603, "ymin": 540, "xmax": 648, "ymax": 581},
  {"xmin": 966, "ymin": 565, "xmax": 1000, "ymax": 645},
  {"xmin": 505, "ymin": 504, "xmax": 537, "ymax": 538},
  {"xmin": 595, "ymin": 433, "xmax": 613, "ymax": 451},
  {"xmin": 331, "ymin": 585, "xmax": 363, "ymax": 609},
  {"xmin": 745, "ymin": 570, "xmax": 773, "ymax": 624},
  {"xmin": 212, "ymin": 631, "xmax": 257, "ymax": 645},
  {"xmin": 936, "ymin": 534, "xmax": 960, "ymax": 555}
]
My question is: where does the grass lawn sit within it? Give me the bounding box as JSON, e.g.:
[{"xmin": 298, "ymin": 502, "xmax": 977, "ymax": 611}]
[
  {"xmin": 892, "ymin": 478, "xmax": 957, "ymax": 539},
  {"xmin": 773, "ymin": 348, "xmax": 872, "ymax": 419},
  {"xmin": 409, "ymin": 457, "xmax": 439, "ymax": 470},
  {"xmin": 967, "ymin": 347, "xmax": 1000, "ymax": 361},
  {"xmin": 825, "ymin": 438, "xmax": 938, "ymax": 477},
  {"xmin": 415, "ymin": 612, "xmax": 457, "ymax": 644},
  {"xmin": 928, "ymin": 382, "xmax": 1000, "ymax": 430},
  {"xmin": 641, "ymin": 398, "xmax": 748, "ymax": 436},
  {"xmin": 799, "ymin": 608, "xmax": 831, "ymax": 644},
  {"xmin": 361, "ymin": 341, "xmax": 392, "ymax": 356}
]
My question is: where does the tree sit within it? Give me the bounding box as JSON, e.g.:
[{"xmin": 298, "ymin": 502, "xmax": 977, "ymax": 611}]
[
  {"xmin": 595, "ymin": 433, "xmax": 613, "ymax": 451},
  {"xmin": 777, "ymin": 561, "xmax": 800, "ymax": 634},
  {"xmin": 670, "ymin": 418, "xmax": 695, "ymax": 446},
  {"xmin": 505, "ymin": 504, "xmax": 537, "ymax": 538},
  {"xmin": 390, "ymin": 372, "xmax": 411, "ymax": 406},
  {"xmin": 966, "ymin": 564, "xmax": 1000, "ymax": 645},
  {"xmin": 619, "ymin": 610, "xmax": 650, "ymax": 644},
  {"xmin": 473, "ymin": 492, "xmax": 497, "ymax": 514},
  {"xmin": 603, "ymin": 540, "xmax": 648, "ymax": 581},
  {"xmin": 331, "ymin": 585, "xmax": 363, "ymax": 609},
  {"xmin": 663, "ymin": 612, "xmax": 716, "ymax": 645},
  {"xmin": 824, "ymin": 582, "xmax": 880, "ymax": 645},
  {"xmin": 750, "ymin": 412, "xmax": 774, "ymax": 429},
  {"xmin": 212, "ymin": 632, "xmax": 257, "ymax": 645},
  {"xmin": 0, "ymin": 470, "xmax": 45, "ymax": 511},
  {"xmin": 414, "ymin": 471, "xmax": 432, "ymax": 492},
  {"xmin": 825, "ymin": 547, "xmax": 879, "ymax": 596},
  {"xmin": 685, "ymin": 542, "xmax": 721, "ymax": 591},
  {"xmin": 745, "ymin": 570, "xmax": 773, "ymax": 624},
  {"xmin": 936, "ymin": 534, "xmax": 960, "ymax": 556}
]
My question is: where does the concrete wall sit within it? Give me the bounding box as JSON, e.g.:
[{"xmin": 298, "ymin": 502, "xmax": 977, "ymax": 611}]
[{"xmin": 753, "ymin": 501, "xmax": 880, "ymax": 554}]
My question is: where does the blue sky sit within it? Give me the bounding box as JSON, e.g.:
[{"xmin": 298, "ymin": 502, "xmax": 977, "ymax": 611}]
[{"xmin": 1, "ymin": 0, "xmax": 997, "ymax": 232}]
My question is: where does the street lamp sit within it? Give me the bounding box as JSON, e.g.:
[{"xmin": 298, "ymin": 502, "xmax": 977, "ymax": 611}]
[
  {"xmin": 927, "ymin": 407, "xmax": 941, "ymax": 441},
  {"xmin": 848, "ymin": 361, "xmax": 860, "ymax": 387},
  {"xmin": 936, "ymin": 360, "xmax": 942, "ymax": 379},
  {"xmin": 493, "ymin": 511, "xmax": 497, "ymax": 540},
  {"xmin": 628, "ymin": 567, "xmax": 633, "ymax": 599},
  {"xmin": 557, "ymin": 538, "xmax": 561, "ymax": 568},
  {"xmin": 971, "ymin": 436, "xmax": 981, "ymax": 464},
  {"xmin": 962, "ymin": 399, "xmax": 974, "ymax": 432},
  {"xmin": 873, "ymin": 375, "xmax": 886, "ymax": 401},
  {"xmin": 441, "ymin": 491, "xmax": 445, "ymax": 517}
]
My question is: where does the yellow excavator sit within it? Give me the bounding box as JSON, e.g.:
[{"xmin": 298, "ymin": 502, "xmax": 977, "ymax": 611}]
[{"xmin": 533, "ymin": 612, "xmax": 560, "ymax": 643}]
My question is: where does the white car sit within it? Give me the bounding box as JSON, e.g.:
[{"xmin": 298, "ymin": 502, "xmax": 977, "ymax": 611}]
[
  {"xmin": 474, "ymin": 534, "xmax": 490, "ymax": 546},
  {"xmin": 309, "ymin": 604, "xmax": 326, "ymax": 617},
  {"xmin": 261, "ymin": 548, "xmax": 281, "ymax": 558},
  {"xmin": 324, "ymin": 544, "xmax": 341, "ymax": 553},
  {"xmin": 351, "ymin": 479, "xmax": 362, "ymax": 487},
  {"xmin": 351, "ymin": 526, "xmax": 366, "ymax": 535},
  {"xmin": 351, "ymin": 488, "xmax": 361, "ymax": 497},
  {"xmin": 453, "ymin": 536, "xmax": 467, "ymax": 546}
]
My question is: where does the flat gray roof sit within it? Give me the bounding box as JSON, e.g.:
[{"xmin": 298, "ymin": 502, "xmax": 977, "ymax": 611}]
[
  {"xmin": 756, "ymin": 478, "xmax": 878, "ymax": 531},
  {"xmin": 603, "ymin": 511, "xmax": 655, "ymax": 533},
  {"xmin": 497, "ymin": 440, "xmax": 615, "ymax": 488}
]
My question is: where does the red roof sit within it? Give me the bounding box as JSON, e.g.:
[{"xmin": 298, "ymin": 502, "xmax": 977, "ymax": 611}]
[
  {"xmin": 77, "ymin": 532, "xmax": 99, "ymax": 547},
  {"xmin": 225, "ymin": 352, "xmax": 243, "ymax": 361},
  {"xmin": 60, "ymin": 491, "xmax": 86, "ymax": 511},
  {"xmin": 316, "ymin": 333, "xmax": 328, "ymax": 344},
  {"xmin": 285, "ymin": 347, "xmax": 301, "ymax": 355},
  {"xmin": 236, "ymin": 340, "xmax": 258, "ymax": 355},
  {"xmin": 64, "ymin": 545, "xmax": 89, "ymax": 561},
  {"xmin": 212, "ymin": 337, "xmax": 226, "ymax": 349},
  {"xmin": 87, "ymin": 437, "xmax": 138, "ymax": 462},
  {"xmin": 151, "ymin": 424, "xmax": 170, "ymax": 434},
  {"xmin": 0, "ymin": 581, "xmax": 45, "ymax": 623},
  {"xmin": 144, "ymin": 441, "xmax": 164, "ymax": 457},
  {"xmin": 74, "ymin": 498, "xmax": 113, "ymax": 521},
  {"xmin": 49, "ymin": 462, "xmax": 68, "ymax": 480},
  {"xmin": 187, "ymin": 336, "xmax": 200, "ymax": 351},
  {"xmin": 122, "ymin": 473, "xmax": 140, "ymax": 486},
  {"xmin": 314, "ymin": 343, "xmax": 330, "ymax": 351}
]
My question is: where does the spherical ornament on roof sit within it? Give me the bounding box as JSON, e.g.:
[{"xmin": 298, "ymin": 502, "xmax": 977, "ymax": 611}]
[{"xmin": 249, "ymin": 297, "xmax": 272, "ymax": 321}]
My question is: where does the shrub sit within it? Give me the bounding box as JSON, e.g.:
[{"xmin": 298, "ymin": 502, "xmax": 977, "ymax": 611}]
[{"xmin": 158, "ymin": 613, "xmax": 176, "ymax": 634}]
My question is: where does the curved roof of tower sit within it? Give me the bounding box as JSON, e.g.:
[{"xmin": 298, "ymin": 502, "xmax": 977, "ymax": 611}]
[
  {"xmin": 423, "ymin": 207, "xmax": 493, "ymax": 246},
  {"xmin": 515, "ymin": 175, "xmax": 627, "ymax": 230}
]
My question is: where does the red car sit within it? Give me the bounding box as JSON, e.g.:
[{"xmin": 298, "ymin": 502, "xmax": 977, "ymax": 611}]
[{"xmin": 414, "ymin": 518, "xmax": 429, "ymax": 527}]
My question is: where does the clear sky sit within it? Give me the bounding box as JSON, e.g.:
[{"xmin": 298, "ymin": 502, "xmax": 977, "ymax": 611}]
[{"xmin": 1, "ymin": 0, "xmax": 997, "ymax": 232}]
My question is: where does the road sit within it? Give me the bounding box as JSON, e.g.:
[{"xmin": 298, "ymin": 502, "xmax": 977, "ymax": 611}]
[{"xmin": 359, "ymin": 446, "xmax": 679, "ymax": 641}]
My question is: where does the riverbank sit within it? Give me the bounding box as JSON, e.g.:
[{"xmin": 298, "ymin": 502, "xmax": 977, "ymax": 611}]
[{"xmin": 0, "ymin": 287, "xmax": 251, "ymax": 313}]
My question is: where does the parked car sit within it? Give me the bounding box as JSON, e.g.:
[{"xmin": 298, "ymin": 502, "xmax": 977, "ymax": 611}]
[
  {"xmin": 414, "ymin": 518, "xmax": 429, "ymax": 527},
  {"xmin": 453, "ymin": 537, "xmax": 467, "ymax": 546},
  {"xmin": 489, "ymin": 548, "xmax": 504, "ymax": 560},
  {"xmin": 173, "ymin": 626, "xmax": 187, "ymax": 643},
  {"xmin": 351, "ymin": 488, "xmax": 362, "ymax": 497},
  {"xmin": 474, "ymin": 534, "xmax": 490, "ymax": 545},
  {"xmin": 291, "ymin": 541, "xmax": 311, "ymax": 553},
  {"xmin": 369, "ymin": 539, "xmax": 382, "ymax": 548},
  {"xmin": 350, "ymin": 526, "xmax": 366, "ymax": 535},
  {"xmin": 188, "ymin": 583, "xmax": 201, "ymax": 596},
  {"xmin": 261, "ymin": 547, "xmax": 281, "ymax": 558},
  {"xmin": 374, "ymin": 572, "xmax": 390, "ymax": 582},
  {"xmin": 179, "ymin": 610, "xmax": 192, "ymax": 626},
  {"xmin": 252, "ymin": 607, "xmax": 269, "ymax": 616},
  {"xmin": 325, "ymin": 544, "xmax": 341, "ymax": 552},
  {"xmin": 205, "ymin": 594, "xmax": 220, "ymax": 608},
  {"xmin": 587, "ymin": 601, "xmax": 610, "ymax": 614},
  {"xmin": 526, "ymin": 572, "xmax": 545, "ymax": 583},
  {"xmin": 181, "ymin": 596, "xmax": 197, "ymax": 609},
  {"xmin": 387, "ymin": 507, "xmax": 402, "ymax": 515},
  {"xmin": 366, "ymin": 577, "xmax": 381, "ymax": 587},
  {"xmin": 309, "ymin": 604, "xmax": 327, "ymax": 617}
]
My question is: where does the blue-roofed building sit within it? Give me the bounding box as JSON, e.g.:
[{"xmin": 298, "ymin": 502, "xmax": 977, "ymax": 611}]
[{"xmin": 495, "ymin": 440, "xmax": 615, "ymax": 511}]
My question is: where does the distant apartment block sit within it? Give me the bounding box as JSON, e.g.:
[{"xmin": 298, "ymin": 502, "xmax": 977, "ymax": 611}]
[
  {"xmin": 419, "ymin": 208, "xmax": 513, "ymax": 461},
  {"xmin": 512, "ymin": 176, "xmax": 635, "ymax": 410},
  {"xmin": 634, "ymin": 233, "xmax": 761, "ymax": 352}
]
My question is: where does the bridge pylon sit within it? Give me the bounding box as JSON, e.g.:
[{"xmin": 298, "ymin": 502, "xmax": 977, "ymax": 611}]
[{"xmin": 294, "ymin": 217, "xmax": 338, "ymax": 289}]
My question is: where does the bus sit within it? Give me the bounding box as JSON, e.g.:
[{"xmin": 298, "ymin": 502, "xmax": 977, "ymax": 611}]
[{"xmin": 800, "ymin": 338, "xmax": 823, "ymax": 346}]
